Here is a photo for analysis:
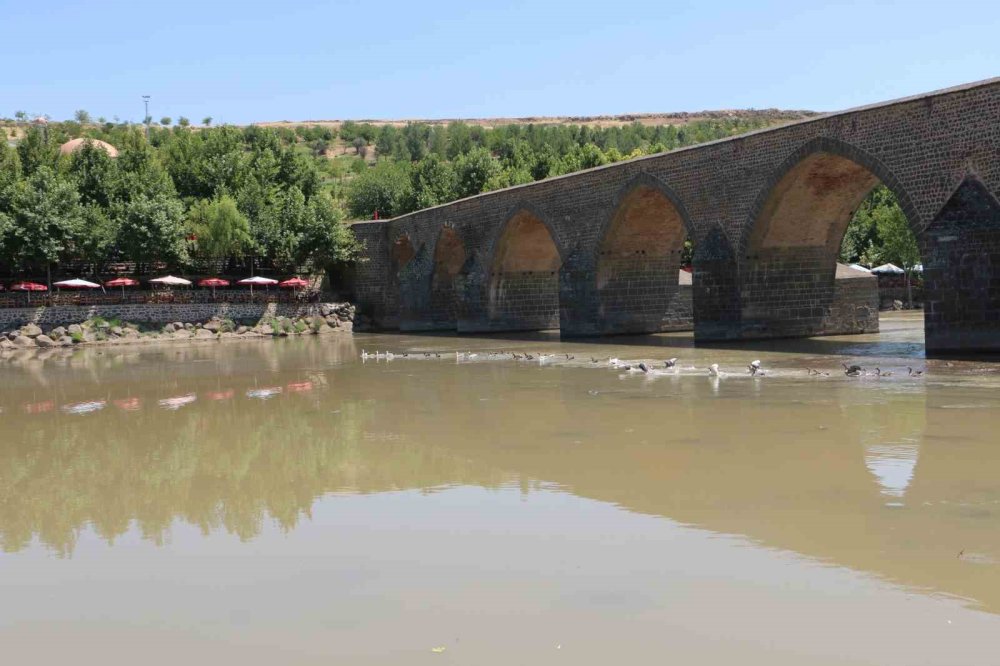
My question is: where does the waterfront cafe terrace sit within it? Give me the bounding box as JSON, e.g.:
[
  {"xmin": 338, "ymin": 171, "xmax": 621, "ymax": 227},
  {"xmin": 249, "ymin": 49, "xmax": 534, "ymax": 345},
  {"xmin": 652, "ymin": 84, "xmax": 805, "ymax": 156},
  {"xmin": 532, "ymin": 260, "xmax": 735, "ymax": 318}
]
[{"xmin": 0, "ymin": 272, "xmax": 323, "ymax": 308}]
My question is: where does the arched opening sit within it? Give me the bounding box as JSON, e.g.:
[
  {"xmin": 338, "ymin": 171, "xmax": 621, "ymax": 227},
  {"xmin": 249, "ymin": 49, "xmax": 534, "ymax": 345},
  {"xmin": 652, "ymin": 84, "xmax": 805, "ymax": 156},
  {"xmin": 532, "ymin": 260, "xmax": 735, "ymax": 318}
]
[
  {"xmin": 596, "ymin": 184, "xmax": 692, "ymax": 333},
  {"xmin": 743, "ymin": 151, "xmax": 913, "ymax": 338},
  {"xmin": 488, "ymin": 209, "xmax": 561, "ymax": 331},
  {"xmin": 429, "ymin": 226, "xmax": 466, "ymax": 327}
]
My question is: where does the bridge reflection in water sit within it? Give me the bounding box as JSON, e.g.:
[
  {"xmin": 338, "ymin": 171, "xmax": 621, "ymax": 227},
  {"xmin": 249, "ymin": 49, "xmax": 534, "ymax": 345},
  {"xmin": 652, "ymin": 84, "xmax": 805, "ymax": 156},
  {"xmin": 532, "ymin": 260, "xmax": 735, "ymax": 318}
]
[{"xmin": 1, "ymin": 325, "xmax": 998, "ymax": 663}]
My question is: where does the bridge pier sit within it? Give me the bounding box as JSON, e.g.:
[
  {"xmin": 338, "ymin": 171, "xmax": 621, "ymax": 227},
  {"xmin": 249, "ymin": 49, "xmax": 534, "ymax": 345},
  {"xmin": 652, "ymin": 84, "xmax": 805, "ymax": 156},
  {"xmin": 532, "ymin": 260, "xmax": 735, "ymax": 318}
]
[{"xmin": 923, "ymin": 178, "xmax": 1000, "ymax": 355}]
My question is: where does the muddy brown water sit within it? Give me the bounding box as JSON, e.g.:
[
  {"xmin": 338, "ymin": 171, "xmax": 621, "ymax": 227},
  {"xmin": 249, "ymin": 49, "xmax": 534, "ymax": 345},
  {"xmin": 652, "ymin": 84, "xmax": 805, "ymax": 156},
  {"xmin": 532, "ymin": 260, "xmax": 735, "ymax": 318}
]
[{"xmin": 1, "ymin": 312, "xmax": 998, "ymax": 665}]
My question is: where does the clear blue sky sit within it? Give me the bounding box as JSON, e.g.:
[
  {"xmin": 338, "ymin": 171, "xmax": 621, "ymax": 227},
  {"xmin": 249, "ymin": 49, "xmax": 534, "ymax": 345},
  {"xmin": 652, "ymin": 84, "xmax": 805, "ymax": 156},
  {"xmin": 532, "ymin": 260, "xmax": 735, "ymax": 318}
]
[{"xmin": 3, "ymin": 0, "xmax": 998, "ymax": 124}]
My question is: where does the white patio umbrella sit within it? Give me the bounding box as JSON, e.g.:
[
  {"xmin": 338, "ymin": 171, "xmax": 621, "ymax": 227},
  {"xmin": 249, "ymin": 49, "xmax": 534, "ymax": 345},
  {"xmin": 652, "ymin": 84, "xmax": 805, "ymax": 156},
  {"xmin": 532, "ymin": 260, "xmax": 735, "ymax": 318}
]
[
  {"xmin": 237, "ymin": 276, "xmax": 278, "ymax": 299},
  {"xmin": 149, "ymin": 275, "xmax": 193, "ymax": 286},
  {"xmin": 53, "ymin": 278, "xmax": 101, "ymax": 290},
  {"xmin": 870, "ymin": 263, "xmax": 905, "ymax": 275}
]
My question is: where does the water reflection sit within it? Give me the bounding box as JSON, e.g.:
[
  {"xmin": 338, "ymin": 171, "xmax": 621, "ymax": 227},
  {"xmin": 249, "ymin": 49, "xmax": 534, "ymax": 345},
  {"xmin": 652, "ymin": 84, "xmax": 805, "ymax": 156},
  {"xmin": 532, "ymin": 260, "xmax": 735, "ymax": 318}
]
[{"xmin": 1, "ymin": 324, "xmax": 999, "ymax": 624}]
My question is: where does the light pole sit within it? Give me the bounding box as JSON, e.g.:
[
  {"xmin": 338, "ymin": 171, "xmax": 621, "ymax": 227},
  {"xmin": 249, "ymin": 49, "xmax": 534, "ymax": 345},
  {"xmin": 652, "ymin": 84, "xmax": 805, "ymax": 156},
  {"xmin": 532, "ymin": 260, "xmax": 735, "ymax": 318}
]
[{"xmin": 142, "ymin": 95, "xmax": 150, "ymax": 138}]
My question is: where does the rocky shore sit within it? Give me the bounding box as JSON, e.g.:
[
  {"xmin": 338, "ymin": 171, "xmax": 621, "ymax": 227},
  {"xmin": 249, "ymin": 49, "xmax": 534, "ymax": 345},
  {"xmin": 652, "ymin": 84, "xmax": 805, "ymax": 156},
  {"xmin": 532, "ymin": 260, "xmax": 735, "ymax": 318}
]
[{"xmin": 0, "ymin": 302, "xmax": 355, "ymax": 352}]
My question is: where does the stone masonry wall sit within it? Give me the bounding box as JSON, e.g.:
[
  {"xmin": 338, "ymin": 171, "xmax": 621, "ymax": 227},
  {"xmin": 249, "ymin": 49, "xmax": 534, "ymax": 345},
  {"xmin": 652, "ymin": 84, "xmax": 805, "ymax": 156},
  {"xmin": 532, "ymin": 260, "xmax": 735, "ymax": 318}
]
[
  {"xmin": 469, "ymin": 270, "xmax": 560, "ymax": 332},
  {"xmin": 0, "ymin": 302, "xmax": 340, "ymax": 329},
  {"xmin": 597, "ymin": 255, "xmax": 685, "ymax": 334},
  {"xmin": 922, "ymin": 178, "xmax": 1000, "ymax": 353}
]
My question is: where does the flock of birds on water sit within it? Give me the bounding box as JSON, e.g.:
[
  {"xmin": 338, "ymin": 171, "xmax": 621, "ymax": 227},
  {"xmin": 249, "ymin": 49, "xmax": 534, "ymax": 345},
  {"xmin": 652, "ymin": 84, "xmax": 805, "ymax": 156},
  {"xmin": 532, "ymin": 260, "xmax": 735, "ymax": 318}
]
[{"xmin": 361, "ymin": 349, "xmax": 926, "ymax": 380}]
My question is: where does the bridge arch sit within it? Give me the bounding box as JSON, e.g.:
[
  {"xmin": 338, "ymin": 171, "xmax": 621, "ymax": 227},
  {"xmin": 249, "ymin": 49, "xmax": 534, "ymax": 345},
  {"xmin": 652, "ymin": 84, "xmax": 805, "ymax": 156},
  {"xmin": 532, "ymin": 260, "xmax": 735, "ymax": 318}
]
[
  {"xmin": 486, "ymin": 205, "xmax": 563, "ymax": 331},
  {"xmin": 740, "ymin": 138, "xmax": 918, "ymax": 338},
  {"xmin": 428, "ymin": 225, "xmax": 467, "ymax": 328},
  {"xmin": 595, "ymin": 174, "xmax": 695, "ymax": 333}
]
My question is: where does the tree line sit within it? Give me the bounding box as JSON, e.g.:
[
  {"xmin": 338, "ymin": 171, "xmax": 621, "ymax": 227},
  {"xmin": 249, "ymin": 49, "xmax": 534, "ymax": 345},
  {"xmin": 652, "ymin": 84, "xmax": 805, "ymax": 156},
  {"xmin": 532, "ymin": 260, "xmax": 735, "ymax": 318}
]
[
  {"xmin": 0, "ymin": 123, "xmax": 358, "ymax": 281},
  {"xmin": 343, "ymin": 117, "xmax": 777, "ymax": 218}
]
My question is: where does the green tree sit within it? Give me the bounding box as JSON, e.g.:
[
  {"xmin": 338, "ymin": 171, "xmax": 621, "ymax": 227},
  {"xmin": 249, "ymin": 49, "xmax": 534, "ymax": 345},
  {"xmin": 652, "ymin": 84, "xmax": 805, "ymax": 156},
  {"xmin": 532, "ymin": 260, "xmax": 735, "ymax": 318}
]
[
  {"xmin": 410, "ymin": 154, "xmax": 456, "ymax": 209},
  {"xmin": 115, "ymin": 193, "xmax": 188, "ymax": 270},
  {"xmin": 0, "ymin": 167, "xmax": 82, "ymax": 285},
  {"xmin": 187, "ymin": 195, "xmax": 253, "ymax": 259},
  {"xmin": 0, "ymin": 141, "xmax": 21, "ymax": 210},
  {"xmin": 178, "ymin": 117, "xmax": 190, "ymax": 128},
  {"xmin": 203, "ymin": 116, "xmax": 213, "ymax": 127},
  {"xmin": 76, "ymin": 204, "xmax": 118, "ymax": 271},
  {"xmin": 453, "ymin": 147, "xmax": 500, "ymax": 198},
  {"xmin": 16, "ymin": 126, "xmax": 56, "ymax": 176},
  {"xmin": 68, "ymin": 140, "xmax": 119, "ymax": 208},
  {"xmin": 74, "ymin": 109, "xmax": 92, "ymax": 124},
  {"xmin": 874, "ymin": 196, "xmax": 921, "ymax": 308},
  {"xmin": 346, "ymin": 160, "xmax": 413, "ymax": 219},
  {"xmin": 160, "ymin": 117, "xmax": 172, "ymax": 126},
  {"xmin": 294, "ymin": 193, "xmax": 359, "ymax": 268}
]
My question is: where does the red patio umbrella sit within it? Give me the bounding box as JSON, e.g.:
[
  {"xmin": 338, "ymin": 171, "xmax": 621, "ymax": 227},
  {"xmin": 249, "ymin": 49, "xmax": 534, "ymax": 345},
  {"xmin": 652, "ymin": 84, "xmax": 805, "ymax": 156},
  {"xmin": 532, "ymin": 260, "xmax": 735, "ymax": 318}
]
[
  {"xmin": 198, "ymin": 277, "xmax": 230, "ymax": 297},
  {"xmin": 279, "ymin": 277, "xmax": 309, "ymax": 289},
  {"xmin": 105, "ymin": 277, "xmax": 140, "ymax": 298},
  {"xmin": 11, "ymin": 281, "xmax": 47, "ymax": 303},
  {"xmin": 11, "ymin": 282, "xmax": 47, "ymax": 291}
]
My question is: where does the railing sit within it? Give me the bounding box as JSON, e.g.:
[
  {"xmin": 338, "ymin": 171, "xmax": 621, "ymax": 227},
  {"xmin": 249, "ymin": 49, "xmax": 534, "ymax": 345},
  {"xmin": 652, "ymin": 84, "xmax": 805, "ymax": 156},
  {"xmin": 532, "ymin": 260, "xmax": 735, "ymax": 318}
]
[{"xmin": 0, "ymin": 289, "xmax": 322, "ymax": 309}]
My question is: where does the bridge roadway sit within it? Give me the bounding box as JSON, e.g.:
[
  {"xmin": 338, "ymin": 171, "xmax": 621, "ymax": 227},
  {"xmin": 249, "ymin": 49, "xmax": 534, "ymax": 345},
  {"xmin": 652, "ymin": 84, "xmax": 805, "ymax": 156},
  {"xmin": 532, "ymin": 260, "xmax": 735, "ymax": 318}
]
[{"xmin": 349, "ymin": 78, "xmax": 1000, "ymax": 354}]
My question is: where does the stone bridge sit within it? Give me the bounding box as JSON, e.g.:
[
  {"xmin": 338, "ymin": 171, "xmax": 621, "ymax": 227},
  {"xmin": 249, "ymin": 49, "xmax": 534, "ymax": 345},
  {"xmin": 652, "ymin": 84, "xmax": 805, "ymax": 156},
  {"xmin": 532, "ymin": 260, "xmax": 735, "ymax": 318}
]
[{"xmin": 348, "ymin": 78, "xmax": 1000, "ymax": 354}]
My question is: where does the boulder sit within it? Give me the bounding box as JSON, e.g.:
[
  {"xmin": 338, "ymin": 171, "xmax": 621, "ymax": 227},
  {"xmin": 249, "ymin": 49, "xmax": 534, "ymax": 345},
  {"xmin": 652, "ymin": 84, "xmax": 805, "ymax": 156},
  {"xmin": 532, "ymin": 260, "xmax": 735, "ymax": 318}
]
[
  {"xmin": 67, "ymin": 324, "xmax": 83, "ymax": 336},
  {"xmin": 339, "ymin": 321, "xmax": 353, "ymax": 333},
  {"xmin": 111, "ymin": 326, "xmax": 124, "ymax": 336},
  {"xmin": 184, "ymin": 323, "xmax": 195, "ymax": 331},
  {"xmin": 58, "ymin": 337, "xmax": 73, "ymax": 346},
  {"xmin": 21, "ymin": 323, "xmax": 43, "ymax": 338},
  {"xmin": 163, "ymin": 323, "xmax": 176, "ymax": 333},
  {"xmin": 13, "ymin": 335, "xmax": 36, "ymax": 348},
  {"xmin": 194, "ymin": 328, "xmax": 215, "ymax": 339},
  {"xmin": 203, "ymin": 320, "xmax": 221, "ymax": 332},
  {"xmin": 50, "ymin": 326, "xmax": 67, "ymax": 338},
  {"xmin": 258, "ymin": 323, "xmax": 274, "ymax": 336},
  {"xmin": 236, "ymin": 325, "xmax": 249, "ymax": 335},
  {"xmin": 35, "ymin": 335, "xmax": 56, "ymax": 348},
  {"xmin": 0, "ymin": 338, "xmax": 14, "ymax": 351}
]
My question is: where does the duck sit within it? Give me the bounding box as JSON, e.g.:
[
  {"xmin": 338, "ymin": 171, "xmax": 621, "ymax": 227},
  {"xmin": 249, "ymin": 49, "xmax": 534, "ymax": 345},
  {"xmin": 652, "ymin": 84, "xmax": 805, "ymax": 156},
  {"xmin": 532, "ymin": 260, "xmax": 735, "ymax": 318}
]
[
  {"xmin": 807, "ymin": 368, "xmax": 829, "ymax": 377},
  {"xmin": 876, "ymin": 367, "xmax": 892, "ymax": 377},
  {"xmin": 708, "ymin": 363, "xmax": 722, "ymax": 377},
  {"xmin": 908, "ymin": 367, "xmax": 924, "ymax": 377},
  {"xmin": 843, "ymin": 363, "xmax": 863, "ymax": 377},
  {"xmin": 748, "ymin": 359, "xmax": 762, "ymax": 375},
  {"xmin": 361, "ymin": 349, "xmax": 371, "ymax": 360},
  {"xmin": 664, "ymin": 358, "xmax": 678, "ymax": 368}
]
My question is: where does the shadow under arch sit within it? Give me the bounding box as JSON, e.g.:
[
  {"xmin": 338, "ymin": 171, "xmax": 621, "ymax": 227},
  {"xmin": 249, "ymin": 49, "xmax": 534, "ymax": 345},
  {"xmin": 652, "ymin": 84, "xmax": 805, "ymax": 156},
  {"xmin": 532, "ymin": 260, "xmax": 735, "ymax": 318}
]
[
  {"xmin": 738, "ymin": 137, "xmax": 919, "ymax": 339},
  {"xmin": 485, "ymin": 204, "xmax": 564, "ymax": 332},
  {"xmin": 426, "ymin": 225, "xmax": 467, "ymax": 329},
  {"xmin": 594, "ymin": 174, "xmax": 696, "ymax": 334},
  {"xmin": 387, "ymin": 233, "xmax": 417, "ymax": 328}
]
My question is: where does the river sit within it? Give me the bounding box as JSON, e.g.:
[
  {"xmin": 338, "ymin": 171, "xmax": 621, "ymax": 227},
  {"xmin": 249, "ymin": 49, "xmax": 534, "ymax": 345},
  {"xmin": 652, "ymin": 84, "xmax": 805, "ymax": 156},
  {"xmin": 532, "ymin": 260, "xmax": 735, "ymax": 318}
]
[{"xmin": 1, "ymin": 312, "xmax": 998, "ymax": 665}]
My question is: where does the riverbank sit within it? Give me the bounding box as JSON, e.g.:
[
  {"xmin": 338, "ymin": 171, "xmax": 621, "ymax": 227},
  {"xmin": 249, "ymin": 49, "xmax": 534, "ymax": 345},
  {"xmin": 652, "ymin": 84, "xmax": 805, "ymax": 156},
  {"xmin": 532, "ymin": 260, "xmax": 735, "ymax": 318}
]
[{"xmin": 0, "ymin": 302, "xmax": 355, "ymax": 353}]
